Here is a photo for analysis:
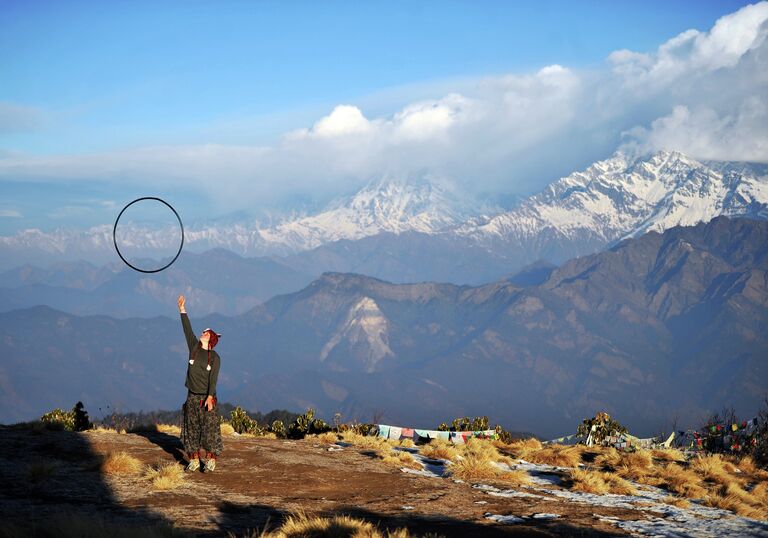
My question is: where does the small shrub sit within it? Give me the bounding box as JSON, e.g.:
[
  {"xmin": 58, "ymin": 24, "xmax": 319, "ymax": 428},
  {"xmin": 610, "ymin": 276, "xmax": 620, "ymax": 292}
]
[
  {"xmin": 269, "ymin": 420, "xmax": 286, "ymax": 438},
  {"xmin": 73, "ymin": 401, "xmax": 91, "ymax": 431},
  {"xmin": 40, "ymin": 408, "xmax": 75, "ymax": 431},
  {"xmin": 287, "ymin": 409, "xmax": 332, "ymax": 439},
  {"xmin": 230, "ymin": 407, "xmax": 262, "ymax": 435}
]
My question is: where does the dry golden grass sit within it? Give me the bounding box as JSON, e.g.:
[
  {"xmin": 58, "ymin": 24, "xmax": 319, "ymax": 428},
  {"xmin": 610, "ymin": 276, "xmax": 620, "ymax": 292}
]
[
  {"xmin": 87, "ymin": 425, "xmax": 120, "ymax": 434},
  {"xmin": 651, "ymin": 449, "xmax": 686, "ymax": 462},
  {"xmin": 495, "ymin": 468, "xmax": 531, "ymax": 486},
  {"xmin": 27, "ymin": 460, "xmax": 58, "ymax": 482},
  {"xmin": 341, "ymin": 430, "xmax": 389, "ymax": 450},
  {"xmin": 736, "ymin": 455, "xmax": 760, "ymax": 474},
  {"xmin": 100, "ymin": 451, "xmax": 143, "ymax": 476},
  {"xmin": 448, "ymin": 455, "xmax": 500, "ymax": 481},
  {"xmin": 155, "ymin": 424, "xmax": 181, "ymax": 435},
  {"xmin": 661, "ymin": 495, "xmax": 690, "ymax": 509},
  {"xmin": 255, "ymin": 511, "xmax": 418, "ymax": 538},
  {"xmin": 239, "ymin": 431, "xmax": 278, "ymax": 439},
  {"xmin": 521, "ymin": 444, "xmax": 583, "ymax": 468},
  {"xmin": 704, "ymin": 486, "xmax": 766, "ymax": 520},
  {"xmin": 752, "ymin": 481, "xmax": 768, "ymax": 505},
  {"xmin": 144, "ymin": 462, "xmax": 185, "ymax": 490},
  {"xmin": 656, "ymin": 463, "xmax": 707, "ymax": 499},
  {"xmin": 690, "ymin": 454, "xmax": 742, "ymax": 486},
  {"xmin": 567, "ymin": 468, "xmax": 636, "ymax": 496},
  {"xmin": 276, "ymin": 512, "xmax": 380, "ymax": 537},
  {"xmin": 398, "ymin": 438, "xmax": 415, "ymax": 448},
  {"xmin": 378, "ymin": 448, "xmax": 422, "ymax": 470},
  {"xmin": 220, "ymin": 422, "xmax": 236, "ymax": 436},
  {"xmin": 419, "ymin": 439, "xmax": 458, "ymax": 461},
  {"xmin": 568, "ymin": 468, "xmax": 610, "ymax": 495},
  {"xmin": 313, "ymin": 432, "xmax": 340, "ymax": 445},
  {"xmin": 457, "ymin": 438, "xmax": 504, "ymax": 463}
]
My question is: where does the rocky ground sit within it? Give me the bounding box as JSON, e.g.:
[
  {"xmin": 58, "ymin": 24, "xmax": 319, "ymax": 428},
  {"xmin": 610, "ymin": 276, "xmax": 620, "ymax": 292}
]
[{"xmin": 1, "ymin": 426, "xmax": 767, "ymax": 537}]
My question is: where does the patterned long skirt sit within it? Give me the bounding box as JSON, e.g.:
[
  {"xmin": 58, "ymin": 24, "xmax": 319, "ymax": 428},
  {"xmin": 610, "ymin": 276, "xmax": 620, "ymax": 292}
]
[{"xmin": 181, "ymin": 393, "xmax": 223, "ymax": 456}]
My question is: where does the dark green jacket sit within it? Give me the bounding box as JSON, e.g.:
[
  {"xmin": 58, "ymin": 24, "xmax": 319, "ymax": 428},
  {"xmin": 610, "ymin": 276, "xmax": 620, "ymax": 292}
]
[{"xmin": 181, "ymin": 313, "xmax": 220, "ymax": 397}]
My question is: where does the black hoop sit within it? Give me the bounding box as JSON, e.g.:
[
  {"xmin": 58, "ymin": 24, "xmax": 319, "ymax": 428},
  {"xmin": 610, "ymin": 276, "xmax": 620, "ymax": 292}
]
[{"xmin": 113, "ymin": 197, "xmax": 184, "ymax": 273}]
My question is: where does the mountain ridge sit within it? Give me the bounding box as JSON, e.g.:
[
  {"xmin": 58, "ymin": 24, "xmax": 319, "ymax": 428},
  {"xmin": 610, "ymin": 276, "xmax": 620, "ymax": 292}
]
[{"xmin": 3, "ymin": 216, "xmax": 766, "ymax": 438}]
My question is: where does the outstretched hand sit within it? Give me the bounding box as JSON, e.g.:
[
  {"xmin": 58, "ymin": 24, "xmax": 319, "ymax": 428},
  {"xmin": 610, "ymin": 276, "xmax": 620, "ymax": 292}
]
[{"xmin": 178, "ymin": 295, "xmax": 186, "ymax": 313}]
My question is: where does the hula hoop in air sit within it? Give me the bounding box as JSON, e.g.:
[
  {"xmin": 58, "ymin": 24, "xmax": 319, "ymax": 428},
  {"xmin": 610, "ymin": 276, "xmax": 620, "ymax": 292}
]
[{"xmin": 113, "ymin": 196, "xmax": 184, "ymax": 273}]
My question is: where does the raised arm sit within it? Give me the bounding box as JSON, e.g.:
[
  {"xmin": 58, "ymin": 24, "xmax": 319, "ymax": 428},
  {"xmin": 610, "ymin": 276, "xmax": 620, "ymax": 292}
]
[{"xmin": 178, "ymin": 295, "xmax": 197, "ymax": 352}]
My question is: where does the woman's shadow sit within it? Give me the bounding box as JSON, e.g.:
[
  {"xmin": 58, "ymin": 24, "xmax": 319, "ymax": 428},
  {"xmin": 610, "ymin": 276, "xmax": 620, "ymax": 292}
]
[{"xmin": 132, "ymin": 429, "xmax": 187, "ymax": 463}]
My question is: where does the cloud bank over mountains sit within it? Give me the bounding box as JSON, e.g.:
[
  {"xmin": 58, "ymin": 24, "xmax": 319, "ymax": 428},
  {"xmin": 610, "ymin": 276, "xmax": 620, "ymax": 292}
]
[{"xmin": 1, "ymin": 2, "xmax": 766, "ymax": 213}]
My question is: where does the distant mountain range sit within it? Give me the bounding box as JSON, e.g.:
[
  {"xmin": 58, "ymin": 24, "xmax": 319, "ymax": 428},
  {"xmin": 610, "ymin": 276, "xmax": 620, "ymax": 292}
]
[
  {"xmin": 2, "ymin": 150, "xmax": 766, "ymax": 317},
  {"xmin": 3, "ymin": 216, "xmax": 766, "ymax": 438},
  {"xmin": 2, "ymin": 150, "xmax": 766, "ymax": 272}
]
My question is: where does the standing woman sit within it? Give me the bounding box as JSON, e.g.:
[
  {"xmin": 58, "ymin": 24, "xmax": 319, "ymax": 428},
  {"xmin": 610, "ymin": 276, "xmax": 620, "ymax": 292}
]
[{"xmin": 178, "ymin": 295, "xmax": 223, "ymax": 472}]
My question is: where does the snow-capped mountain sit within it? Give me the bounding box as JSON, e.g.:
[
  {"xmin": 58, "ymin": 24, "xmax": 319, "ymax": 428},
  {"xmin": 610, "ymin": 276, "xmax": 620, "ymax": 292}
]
[
  {"xmin": 458, "ymin": 150, "xmax": 768, "ymax": 254},
  {"xmin": 1, "ymin": 150, "xmax": 766, "ymax": 276},
  {"xmin": 0, "ymin": 175, "xmax": 489, "ymax": 268},
  {"xmin": 257, "ymin": 175, "xmax": 488, "ymax": 252}
]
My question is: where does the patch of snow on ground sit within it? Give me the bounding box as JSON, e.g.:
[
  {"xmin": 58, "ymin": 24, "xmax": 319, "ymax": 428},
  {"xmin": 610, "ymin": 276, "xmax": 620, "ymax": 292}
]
[
  {"xmin": 484, "ymin": 513, "xmax": 526, "ymax": 524},
  {"xmin": 390, "ymin": 446, "xmax": 768, "ymax": 536}
]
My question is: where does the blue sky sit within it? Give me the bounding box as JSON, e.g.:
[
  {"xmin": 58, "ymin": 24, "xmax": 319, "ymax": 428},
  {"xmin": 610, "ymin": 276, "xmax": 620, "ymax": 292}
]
[{"xmin": 0, "ymin": 0, "xmax": 765, "ymax": 233}]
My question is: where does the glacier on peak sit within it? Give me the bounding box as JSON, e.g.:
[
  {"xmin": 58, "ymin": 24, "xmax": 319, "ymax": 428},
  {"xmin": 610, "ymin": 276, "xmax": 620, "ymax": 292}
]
[{"xmin": 456, "ymin": 149, "xmax": 768, "ymax": 248}]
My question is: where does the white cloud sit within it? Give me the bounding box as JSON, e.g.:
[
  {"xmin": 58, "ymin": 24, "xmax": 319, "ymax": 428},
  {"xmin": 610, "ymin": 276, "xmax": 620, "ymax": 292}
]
[
  {"xmin": 293, "ymin": 105, "xmax": 373, "ymax": 138},
  {"xmin": 0, "ymin": 209, "xmax": 22, "ymax": 218},
  {"xmin": 0, "ymin": 3, "xmax": 765, "ymax": 213},
  {"xmin": 621, "ymin": 99, "xmax": 768, "ymax": 162},
  {"xmin": 609, "ymin": 2, "xmax": 768, "ymax": 85}
]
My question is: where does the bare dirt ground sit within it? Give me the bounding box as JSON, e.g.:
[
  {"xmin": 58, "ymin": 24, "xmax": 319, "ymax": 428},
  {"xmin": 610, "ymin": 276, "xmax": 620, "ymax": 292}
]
[{"xmin": 0, "ymin": 426, "xmax": 655, "ymax": 537}]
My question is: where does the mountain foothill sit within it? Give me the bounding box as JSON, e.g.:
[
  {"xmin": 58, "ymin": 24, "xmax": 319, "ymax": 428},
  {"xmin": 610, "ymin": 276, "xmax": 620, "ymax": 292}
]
[{"xmin": 1, "ymin": 150, "xmax": 767, "ymax": 438}]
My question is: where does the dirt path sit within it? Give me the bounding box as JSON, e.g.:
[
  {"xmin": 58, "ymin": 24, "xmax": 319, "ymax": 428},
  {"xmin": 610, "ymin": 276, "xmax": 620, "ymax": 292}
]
[{"xmin": 1, "ymin": 427, "xmax": 638, "ymax": 536}]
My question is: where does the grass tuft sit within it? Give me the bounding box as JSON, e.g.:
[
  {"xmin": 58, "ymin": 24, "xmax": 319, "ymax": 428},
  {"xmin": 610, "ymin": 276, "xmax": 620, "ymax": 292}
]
[
  {"xmin": 656, "ymin": 463, "xmax": 707, "ymax": 499},
  {"xmin": 155, "ymin": 424, "xmax": 181, "ymax": 435},
  {"xmin": 521, "ymin": 444, "xmax": 583, "ymax": 468},
  {"xmin": 448, "ymin": 455, "xmax": 500, "ymax": 481},
  {"xmin": 220, "ymin": 422, "xmax": 236, "ymax": 436},
  {"xmin": 419, "ymin": 439, "xmax": 458, "ymax": 461},
  {"xmin": 101, "ymin": 451, "xmax": 143, "ymax": 476},
  {"xmin": 144, "ymin": 462, "xmax": 185, "ymax": 490},
  {"xmin": 341, "ymin": 431, "xmax": 389, "ymax": 450},
  {"xmin": 378, "ymin": 447, "xmax": 422, "ymax": 470},
  {"xmin": 567, "ymin": 468, "xmax": 636, "ymax": 496},
  {"xmin": 313, "ymin": 432, "xmax": 340, "ymax": 445},
  {"xmin": 690, "ymin": 454, "xmax": 742, "ymax": 486},
  {"xmin": 651, "ymin": 449, "xmax": 686, "ymax": 463},
  {"xmin": 661, "ymin": 495, "xmax": 690, "ymax": 509}
]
